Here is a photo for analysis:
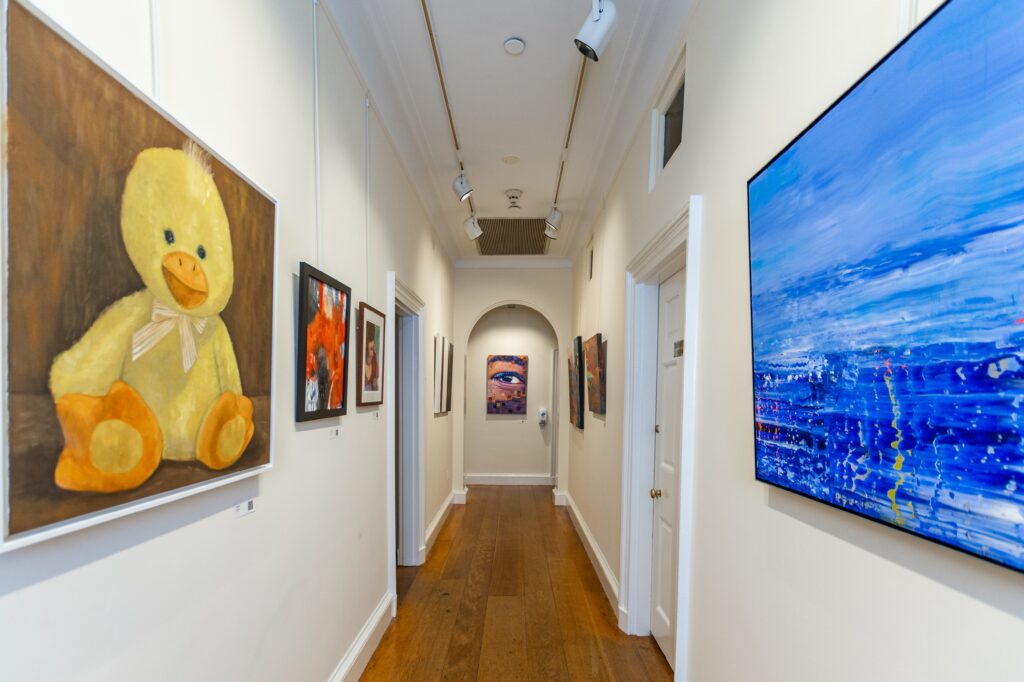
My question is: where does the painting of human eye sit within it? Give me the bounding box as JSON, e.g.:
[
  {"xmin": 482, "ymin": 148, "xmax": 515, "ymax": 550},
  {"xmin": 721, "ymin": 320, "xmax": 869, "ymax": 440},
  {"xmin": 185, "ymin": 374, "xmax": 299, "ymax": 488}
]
[
  {"xmin": 297, "ymin": 263, "xmax": 350, "ymax": 421},
  {"xmin": 487, "ymin": 355, "xmax": 529, "ymax": 415},
  {"xmin": 748, "ymin": 0, "xmax": 1024, "ymax": 571}
]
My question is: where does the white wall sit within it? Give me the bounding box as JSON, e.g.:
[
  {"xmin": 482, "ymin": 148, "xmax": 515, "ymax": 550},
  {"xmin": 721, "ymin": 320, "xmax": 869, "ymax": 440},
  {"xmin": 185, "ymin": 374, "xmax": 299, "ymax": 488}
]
[
  {"xmin": 452, "ymin": 266, "xmax": 573, "ymax": 493},
  {"xmin": 464, "ymin": 306, "xmax": 557, "ymax": 479},
  {"xmin": 0, "ymin": 1, "xmax": 454, "ymax": 680},
  {"xmin": 570, "ymin": 0, "xmax": 1024, "ymax": 680}
]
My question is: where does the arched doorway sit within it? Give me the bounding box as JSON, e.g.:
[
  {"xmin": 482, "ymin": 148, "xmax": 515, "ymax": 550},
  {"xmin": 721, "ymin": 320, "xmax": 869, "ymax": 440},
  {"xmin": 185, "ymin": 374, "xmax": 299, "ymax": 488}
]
[{"xmin": 464, "ymin": 305, "xmax": 560, "ymax": 485}]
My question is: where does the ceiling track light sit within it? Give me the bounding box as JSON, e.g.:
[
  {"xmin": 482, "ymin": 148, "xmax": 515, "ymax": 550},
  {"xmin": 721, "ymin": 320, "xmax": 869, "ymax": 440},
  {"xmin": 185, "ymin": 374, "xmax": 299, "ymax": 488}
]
[
  {"xmin": 546, "ymin": 207, "xmax": 563, "ymax": 231},
  {"xmin": 464, "ymin": 214, "xmax": 483, "ymax": 240},
  {"xmin": 420, "ymin": 0, "xmax": 479, "ymax": 236},
  {"xmin": 575, "ymin": 0, "xmax": 618, "ymax": 62},
  {"xmin": 545, "ymin": 207, "xmax": 562, "ymax": 239},
  {"xmin": 453, "ymin": 172, "xmax": 473, "ymax": 202}
]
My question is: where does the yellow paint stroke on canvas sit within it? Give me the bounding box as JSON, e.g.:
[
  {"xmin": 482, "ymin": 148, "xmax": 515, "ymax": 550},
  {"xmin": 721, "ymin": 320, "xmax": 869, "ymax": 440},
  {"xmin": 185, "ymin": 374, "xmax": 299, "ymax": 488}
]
[{"xmin": 883, "ymin": 360, "xmax": 912, "ymax": 524}]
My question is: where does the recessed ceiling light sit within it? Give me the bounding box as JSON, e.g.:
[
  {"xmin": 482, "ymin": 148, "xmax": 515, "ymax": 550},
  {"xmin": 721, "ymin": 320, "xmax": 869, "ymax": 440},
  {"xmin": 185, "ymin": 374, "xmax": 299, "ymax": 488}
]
[
  {"xmin": 504, "ymin": 37, "xmax": 526, "ymax": 56},
  {"xmin": 502, "ymin": 155, "xmax": 520, "ymax": 165}
]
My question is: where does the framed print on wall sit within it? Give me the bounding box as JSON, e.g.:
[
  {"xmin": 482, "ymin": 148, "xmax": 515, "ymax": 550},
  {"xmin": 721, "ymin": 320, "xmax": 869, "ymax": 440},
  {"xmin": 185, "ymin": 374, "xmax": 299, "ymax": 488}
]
[
  {"xmin": 356, "ymin": 302, "xmax": 385, "ymax": 407},
  {"xmin": 748, "ymin": 0, "xmax": 1024, "ymax": 572},
  {"xmin": 487, "ymin": 355, "xmax": 529, "ymax": 415},
  {"xmin": 445, "ymin": 340, "xmax": 455, "ymax": 413},
  {"xmin": 296, "ymin": 263, "xmax": 351, "ymax": 422},
  {"xmin": 584, "ymin": 334, "xmax": 606, "ymax": 414},
  {"xmin": 2, "ymin": 1, "xmax": 277, "ymax": 549},
  {"xmin": 433, "ymin": 334, "xmax": 444, "ymax": 414},
  {"xmin": 568, "ymin": 336, "xmax": 585, "ymax": 428}
]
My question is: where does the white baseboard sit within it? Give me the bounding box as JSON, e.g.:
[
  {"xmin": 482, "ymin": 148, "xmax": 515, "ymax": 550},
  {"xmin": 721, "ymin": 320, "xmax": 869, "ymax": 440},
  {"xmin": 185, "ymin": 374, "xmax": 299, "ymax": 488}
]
[
  {"xmin": 328, "ymin": 591, "xmax": 394, "ymax": 682},
  {"xmin": 421, "ymin": 489, "xmax": 456, "ymax": 561},
  {"xmin": 464, "ymin": 473, "xmax": 555, "ymax": 486},
  {"xmin": 565, "ymin": 492, "xmax": 620, "ymax": 610},
  {"xmin": 453, "ymin": 487, "xmax": 468, "ymax": 504},
  {"xmin": 552, "ymin": 489, "xmax": 568, "ymax": 506}
]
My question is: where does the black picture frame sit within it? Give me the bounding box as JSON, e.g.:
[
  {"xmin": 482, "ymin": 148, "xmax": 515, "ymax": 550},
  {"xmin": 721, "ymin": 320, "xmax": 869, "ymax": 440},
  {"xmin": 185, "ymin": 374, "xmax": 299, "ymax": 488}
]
[
  {"xmin": 356, "ymin": 302, "xmax": 386, "ymax": 407},
  {"xmin": 296, "ymin": 262, "xmax": 352, "ymax": 422}
]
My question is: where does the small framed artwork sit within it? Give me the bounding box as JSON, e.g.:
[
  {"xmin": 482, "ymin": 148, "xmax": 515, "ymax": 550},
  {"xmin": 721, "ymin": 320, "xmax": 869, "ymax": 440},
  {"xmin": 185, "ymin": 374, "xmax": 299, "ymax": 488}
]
[
  {"xmin": 568, "ymin": 336, "xmax": 585, "ymax": 428},
  {"xmin": 356, "ymin": 302, "xmax": 386, "ymax": 407},
  {"xmin": 445, "ymin": 341, "xmax": 455, "ymax": 413},
  {"xmin": 584, "ymin": 334, "xmax": 606, "ymax": 414},
  {"xmin": 296, "ymin": 263, "xmax": 351, "ymax": 421},
  {"xmin": 433, "ymin": 334, "xmax": 444, "ymax": 414}
]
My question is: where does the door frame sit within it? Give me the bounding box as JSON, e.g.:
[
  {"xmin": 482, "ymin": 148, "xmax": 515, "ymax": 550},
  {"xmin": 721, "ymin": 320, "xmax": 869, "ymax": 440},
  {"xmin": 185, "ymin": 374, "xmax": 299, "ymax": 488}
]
[
  {"xmin": 619, "ymin": 196, "xmax": 704, "ymax": 677},
  {"xmin": 386, "ymin": 273, "xmax": 427, "ymax": 614}
]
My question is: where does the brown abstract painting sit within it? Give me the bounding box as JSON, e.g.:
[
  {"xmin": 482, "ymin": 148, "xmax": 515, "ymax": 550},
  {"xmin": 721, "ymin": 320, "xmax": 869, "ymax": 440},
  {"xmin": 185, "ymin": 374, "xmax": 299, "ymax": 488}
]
[
  {"xmin": 568, "ymin": 336, "xmax": 585, "ymax": 428},
  {"xmin": 584, "ymin": 334, "xmax": 606, "ymax": 414},
  {"xmin": 4, "ymin": 3, "xmax": 276, "ymax": 540}
]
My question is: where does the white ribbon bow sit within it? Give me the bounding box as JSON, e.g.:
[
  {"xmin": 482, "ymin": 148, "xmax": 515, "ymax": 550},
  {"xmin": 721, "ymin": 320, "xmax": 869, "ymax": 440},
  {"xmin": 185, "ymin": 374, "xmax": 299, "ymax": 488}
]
[{"xmin": 132, "ymin": 299, "xmax": 208, "ymax": 373}]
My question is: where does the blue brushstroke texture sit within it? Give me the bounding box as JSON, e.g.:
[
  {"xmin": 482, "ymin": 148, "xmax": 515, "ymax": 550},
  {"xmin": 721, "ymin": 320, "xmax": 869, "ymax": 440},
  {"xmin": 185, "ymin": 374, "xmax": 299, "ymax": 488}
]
[{"xmin": 749, "ymin": 0, "xmax": 1024, "ymax": 570}]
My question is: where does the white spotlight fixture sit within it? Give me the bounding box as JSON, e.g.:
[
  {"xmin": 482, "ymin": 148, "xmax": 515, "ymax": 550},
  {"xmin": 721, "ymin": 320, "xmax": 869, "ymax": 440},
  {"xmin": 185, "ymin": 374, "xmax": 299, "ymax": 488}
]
[
  {"xmin": 464, "ymin": 214, "xmax": 483, "ymax": 240},
  {"xmin": 545, "ymin": 206, "xmax": 562, "ymax": 239},
  {"xmin": 575, "ymin": 0, "xmax": 618, "ymax": 62},
  {"xmin": 452, "ymin": 172, "xmax": 473, "ymax": 202}
]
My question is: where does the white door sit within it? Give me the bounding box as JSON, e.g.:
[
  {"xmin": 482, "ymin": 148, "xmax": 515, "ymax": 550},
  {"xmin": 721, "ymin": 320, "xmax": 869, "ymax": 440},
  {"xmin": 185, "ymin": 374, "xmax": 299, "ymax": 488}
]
[{"xmin": 651, "ymin": 267, "xmax": 685, "ymax": 664}]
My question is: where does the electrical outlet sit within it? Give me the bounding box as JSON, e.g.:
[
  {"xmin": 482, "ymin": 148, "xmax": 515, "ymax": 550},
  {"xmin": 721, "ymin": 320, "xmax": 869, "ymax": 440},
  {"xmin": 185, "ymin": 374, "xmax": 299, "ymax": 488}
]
[{"xmin": 235, "ymin": 499, "xmax": 255, "ymax": 517}]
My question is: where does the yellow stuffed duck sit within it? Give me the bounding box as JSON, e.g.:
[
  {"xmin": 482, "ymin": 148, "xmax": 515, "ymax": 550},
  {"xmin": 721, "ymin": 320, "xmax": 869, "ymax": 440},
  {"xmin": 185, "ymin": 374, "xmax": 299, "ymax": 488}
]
[{"xmin": 48, "ymin": 141, "xmax": 254, "ymax": 492}]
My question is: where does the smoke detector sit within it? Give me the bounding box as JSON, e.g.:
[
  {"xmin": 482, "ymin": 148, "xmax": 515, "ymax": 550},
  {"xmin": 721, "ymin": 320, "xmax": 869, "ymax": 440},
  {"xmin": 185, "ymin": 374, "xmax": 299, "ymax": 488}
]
[
  {"xmin": 505, "ymin": 188, "xmax": 523, "ymax": 209},
  {"xmin": 504, "ymin": 37, "xmax": 526, "ymax": 56}
]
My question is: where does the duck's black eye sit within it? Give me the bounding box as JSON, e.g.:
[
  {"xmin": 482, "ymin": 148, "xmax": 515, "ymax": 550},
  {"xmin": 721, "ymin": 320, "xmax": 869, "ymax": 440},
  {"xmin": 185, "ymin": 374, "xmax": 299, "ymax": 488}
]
[
  {"xmin": 163, "ymin": 228, "xmax": 175, "ymax": 245},
  {"xmin": 197, "ymin": 245, "xmax": 207, "ymax": 260}
]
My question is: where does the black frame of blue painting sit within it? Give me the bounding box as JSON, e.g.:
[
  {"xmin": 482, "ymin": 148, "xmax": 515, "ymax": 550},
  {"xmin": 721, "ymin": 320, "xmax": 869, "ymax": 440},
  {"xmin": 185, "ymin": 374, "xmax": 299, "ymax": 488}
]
[{"xmin": 745, "ymin": 0, "xmax": 1024, "ymax": 574}]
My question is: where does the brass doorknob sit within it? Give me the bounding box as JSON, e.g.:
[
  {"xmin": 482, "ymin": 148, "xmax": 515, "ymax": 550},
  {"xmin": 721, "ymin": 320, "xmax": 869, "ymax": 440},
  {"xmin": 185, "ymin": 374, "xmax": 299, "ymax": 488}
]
[{"xmin": 650, "ymin": 488, "xmax": 663, "ymax": 499}]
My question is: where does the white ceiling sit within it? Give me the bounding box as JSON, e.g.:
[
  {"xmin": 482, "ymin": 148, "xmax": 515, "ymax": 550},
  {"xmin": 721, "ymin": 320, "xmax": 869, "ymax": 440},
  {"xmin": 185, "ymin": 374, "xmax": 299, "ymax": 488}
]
[{"xmin": 326, "ymin": 0, "xmax": 694, "ymax": 261}]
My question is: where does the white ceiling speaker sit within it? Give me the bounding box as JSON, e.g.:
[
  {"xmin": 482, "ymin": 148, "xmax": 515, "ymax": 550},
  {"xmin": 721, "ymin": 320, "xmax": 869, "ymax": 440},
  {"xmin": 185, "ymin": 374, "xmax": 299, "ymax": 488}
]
[
  {"xmin": 575, "ymin": 0, "xmax": 618, "ymax": 62},
  {"xmin": 452, "ymin": 172, "xmax": 473, "ymax": 202},
  {"xmin": 506, "ymin": 188, "xmax": 523, "ymax": 210},
  {"xmin": 464, "ymin": 214, "xmax": 483, "ymax": 240},
  {"xmin": 545, "ymin": 207, "xmax": 562, "ymax": 239},
  {"xmin": 504, "ymin": 37, "xmax": 526, "ymax": 56}
]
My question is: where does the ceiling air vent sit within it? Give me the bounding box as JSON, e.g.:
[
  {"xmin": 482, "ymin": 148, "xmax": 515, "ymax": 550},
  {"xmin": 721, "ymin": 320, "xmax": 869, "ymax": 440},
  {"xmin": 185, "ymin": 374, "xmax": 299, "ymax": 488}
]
[{"xmin": 477, "ymin": 218, "xmax": 549, "ymax": 256}]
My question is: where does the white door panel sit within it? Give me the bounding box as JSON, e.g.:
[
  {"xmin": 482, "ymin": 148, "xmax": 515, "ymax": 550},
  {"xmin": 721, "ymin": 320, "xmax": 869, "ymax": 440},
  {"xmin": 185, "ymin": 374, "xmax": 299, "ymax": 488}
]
[{"xmin": 651, "ymin": 268, "xmax": 685, "ymax": 665}]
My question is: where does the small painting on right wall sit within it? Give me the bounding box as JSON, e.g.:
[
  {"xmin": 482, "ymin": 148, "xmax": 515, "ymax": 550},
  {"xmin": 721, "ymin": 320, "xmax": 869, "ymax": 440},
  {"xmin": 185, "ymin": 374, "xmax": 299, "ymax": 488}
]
[
  {"xmin": 584, "ymin": 334, "xmax": 605, "ymax": 415},
  {"xmin": 568, "ymin": 336, "xmax": 585, "ymax": 428}
]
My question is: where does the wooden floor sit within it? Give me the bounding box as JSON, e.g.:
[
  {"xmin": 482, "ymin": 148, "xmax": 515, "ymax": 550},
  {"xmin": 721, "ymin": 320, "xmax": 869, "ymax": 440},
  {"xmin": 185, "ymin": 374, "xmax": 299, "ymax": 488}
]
[{"xmin": 361, "ymin": 485, "xmax": 673, "ymax": 681}]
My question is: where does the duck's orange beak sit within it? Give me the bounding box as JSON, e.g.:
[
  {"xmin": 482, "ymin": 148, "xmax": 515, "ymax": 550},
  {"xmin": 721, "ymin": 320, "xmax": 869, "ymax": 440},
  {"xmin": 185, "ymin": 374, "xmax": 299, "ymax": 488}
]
[{"xmin": 162, "ymin": 251, "xmax": 208, "ymax": 310}]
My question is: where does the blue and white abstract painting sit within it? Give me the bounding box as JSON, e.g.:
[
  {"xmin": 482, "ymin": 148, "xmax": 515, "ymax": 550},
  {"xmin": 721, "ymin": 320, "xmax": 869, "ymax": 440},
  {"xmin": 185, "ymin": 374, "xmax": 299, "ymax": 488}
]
[{"xmin": 748, "ymin": 0, "xmax": 1024, "ymax": 571}]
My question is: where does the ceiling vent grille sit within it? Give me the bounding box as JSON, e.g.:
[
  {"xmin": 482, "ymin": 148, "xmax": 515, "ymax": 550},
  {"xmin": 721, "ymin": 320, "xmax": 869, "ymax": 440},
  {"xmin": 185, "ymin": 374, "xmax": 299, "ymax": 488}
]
[{"xmin": 477, "ymin": 218, "xmax": 549, "ymax": 256}]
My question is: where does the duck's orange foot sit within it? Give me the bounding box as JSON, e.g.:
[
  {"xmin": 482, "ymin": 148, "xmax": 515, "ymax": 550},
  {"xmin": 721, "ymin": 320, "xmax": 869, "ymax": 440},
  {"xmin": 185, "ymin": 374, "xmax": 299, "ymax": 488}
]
[
  {"xmin": 54, "ymin": 381, "xmax": 163, "ymax": 492},
  {"xmin": 197, "ymin": 393, "xmax": 254, "ymax": 470}
]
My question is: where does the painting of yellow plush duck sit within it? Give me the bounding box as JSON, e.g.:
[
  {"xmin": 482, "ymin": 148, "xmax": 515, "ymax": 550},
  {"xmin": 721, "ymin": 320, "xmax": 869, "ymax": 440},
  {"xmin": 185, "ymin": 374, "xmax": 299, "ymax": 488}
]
[{"xmin": 48, "ymin": 141, "xmax": 255, "ymax": 493}]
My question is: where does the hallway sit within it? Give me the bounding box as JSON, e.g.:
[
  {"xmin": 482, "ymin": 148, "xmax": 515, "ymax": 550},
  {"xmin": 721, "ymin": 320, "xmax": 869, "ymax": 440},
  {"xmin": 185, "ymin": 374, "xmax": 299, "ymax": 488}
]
[{"xmin": 362, "ymin": 486, "xmax": 672, "ymax": 681}]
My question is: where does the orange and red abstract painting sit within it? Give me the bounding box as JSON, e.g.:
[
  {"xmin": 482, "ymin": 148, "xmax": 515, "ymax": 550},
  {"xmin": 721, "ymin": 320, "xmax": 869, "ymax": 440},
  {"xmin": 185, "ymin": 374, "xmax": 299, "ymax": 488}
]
[{"xmin": 297, "ymin": 263, "xmax": 350, "ymax": 420}]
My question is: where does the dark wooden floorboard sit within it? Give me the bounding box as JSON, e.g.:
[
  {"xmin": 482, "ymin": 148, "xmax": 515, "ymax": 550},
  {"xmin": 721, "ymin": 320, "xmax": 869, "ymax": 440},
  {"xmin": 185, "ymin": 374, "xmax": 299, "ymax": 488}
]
[{"xmin": 361, "ymin": 485, "xmax": 673, "ymax": 682}]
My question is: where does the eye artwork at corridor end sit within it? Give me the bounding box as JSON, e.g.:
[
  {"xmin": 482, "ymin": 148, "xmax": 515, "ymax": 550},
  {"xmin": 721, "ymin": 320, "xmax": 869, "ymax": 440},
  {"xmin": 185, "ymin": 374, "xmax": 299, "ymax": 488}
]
[
  {"xmin": 747, "ymin": 0, "xmax": 1024, "ymax": 571},
  {"xmin": 487, "ymin": 355, "xmax": 529, "ymax": 415},
  {"xmin": 3, "ymin": 2, "xmax": 276, "ymax": 543}
]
